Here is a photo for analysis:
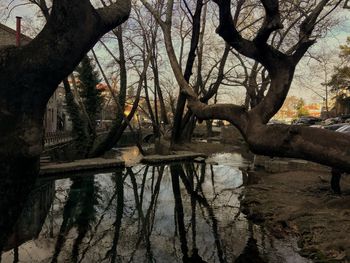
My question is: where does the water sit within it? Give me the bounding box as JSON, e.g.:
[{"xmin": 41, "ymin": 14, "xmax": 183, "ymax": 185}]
[{"xmin": 0, "ymin": 152, "xmax": 309, "ymax": 262}]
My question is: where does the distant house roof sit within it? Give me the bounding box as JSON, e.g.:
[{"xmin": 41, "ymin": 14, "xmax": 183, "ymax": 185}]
[{"xmin": 0, "ymin": 23, "xmax": 32, "ymax": 44}]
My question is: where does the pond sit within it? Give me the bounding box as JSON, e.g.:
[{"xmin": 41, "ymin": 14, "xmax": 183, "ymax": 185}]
[{"xmin": 0, "ymin": 152, "xmax": 309, "ymax": 262}]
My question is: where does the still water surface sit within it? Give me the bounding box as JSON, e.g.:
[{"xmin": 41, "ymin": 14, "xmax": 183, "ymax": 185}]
[{"xmin": 1, "ymin": 152, "xmax": 309, "ymax": 262}]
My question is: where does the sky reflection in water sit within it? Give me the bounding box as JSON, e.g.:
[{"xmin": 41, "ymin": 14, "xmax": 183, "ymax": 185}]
[{"xmin": 0, "ymin": 153, "xmax": 309, "ymax": 263}]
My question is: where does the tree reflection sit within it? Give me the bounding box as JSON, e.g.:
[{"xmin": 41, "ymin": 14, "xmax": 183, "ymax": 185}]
[
  {"xmin": 51, "ymin": 176, "xmax": 99, "ymax": 263},
  {"xmin": 170, "ymin": 164, "xmax": 189, "ymax": 262},
  {"xmin": 171, "ymin": 163, "xmax": 225, "ymax": 263},
  {"xmin": 104, "ymin": 169, "xmax": 124, "ymax": 263},
  {"xmin": 127, "ymin": 165, "xmax": 164, "ymax": 262},
  {"xmin": 235, "ymin": 223, "xmax": 266, "ymax": 263},
  {"xmin": 1, "ymin": 160, "xmax": 263, "ymax": 262}
]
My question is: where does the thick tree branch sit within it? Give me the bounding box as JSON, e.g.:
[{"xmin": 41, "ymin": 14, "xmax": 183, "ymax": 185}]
[
  {"xmin": 213, "ymin": 0, "xmax": 289, "ymax": 74},
  {"xmin": 250, "ymin": 66, "xmax": 295, "ymax": 123},
  {"xmin": 254, "ymin": 0, "xmax": 283, "ymax": 44},
  {"xmin": 246, "ymin": 124, "xmax": 350, "ymax": 173},
  {"xmin": 213, "ymin": 0, "xmax": 259, "ymax": 59},
  {"xmin": 187, "ymin": 100, "xmax": 248, "ymax": 130},
  {"xmin": 97, "ymin": 0, "xmax": 131, "ymax": 29}
]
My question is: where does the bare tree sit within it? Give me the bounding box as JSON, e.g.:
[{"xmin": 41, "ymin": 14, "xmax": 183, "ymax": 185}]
[{"xmin": 141, "ymin": 0, "xmax": 350, "ymax": 171}]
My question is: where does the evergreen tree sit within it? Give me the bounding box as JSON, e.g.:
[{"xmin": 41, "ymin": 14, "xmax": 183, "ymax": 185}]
[
  {"xmin": 76, "ymin": 56, "xmax": 103, "ymax": 132},
  {"xmin": 328, "ymin": 66, "xmax": 350, "ymax": 91},
  {"xmin": 63, "ymin": 56, "xmax": 104, "ymax": 158},
  {"xmin": 63, "ymin": 80, "xmax": 89, "ymax": 157}
]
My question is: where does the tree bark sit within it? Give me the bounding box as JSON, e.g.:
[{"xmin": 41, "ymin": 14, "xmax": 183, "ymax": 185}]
[
  {"xmin": 0, "ymin": 0, "xmax": 131, "ymax": 177},
  {"xmin": 182, "ymin": 0, "xmax": 350, "ymax": 171},
  {"xmin": 171, "ymin": 0, "xmax": 204, "ymax": 144}
]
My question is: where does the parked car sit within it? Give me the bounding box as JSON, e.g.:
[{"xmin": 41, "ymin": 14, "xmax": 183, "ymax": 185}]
[
  {"xmin": 292, "ymin": 116, "xmax": 321, "ymax": 126},
  {"xmin": 324, "ymin": 123, "xmax": 348, "ymax": 131},
  {"xmin": 267, "ymin": 120, "xmax": 286, "ymax": 125},
  {"xmin": 336, "ymin": 124, "xmax": 350, "ymax": 134},
  {"xmin": 324, "ymin": 118, "xmax": 338, "ymax": 125},
  {"xmin": 337, "ymin": 114, "xmax": 350, "ymax": 122}
]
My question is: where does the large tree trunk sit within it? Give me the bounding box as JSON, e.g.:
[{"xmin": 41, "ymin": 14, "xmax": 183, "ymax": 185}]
[
  {"xmin": 245, "ymin": 121, "xmax": 350, "ymax": 170},
  {"xmin": 0, "ymin": 100, "xmax": 44, "ymax": 177},
  {"xmin": 189, "ymin": 1, "xmax": 350, "ymax": 171},
  {"xmin": 0, "ymin": 0, "xmax": 130, "ymax": 177},
  {"xmin": 171, "ymin": 0, "xmax": 204, "ymax": 145}
]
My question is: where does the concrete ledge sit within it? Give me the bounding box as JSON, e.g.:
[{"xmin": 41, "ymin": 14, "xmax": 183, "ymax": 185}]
[
  {"xmin": 265, "ymin": 160, "xmax": 290, "ymax": 173},
  {"xmin": 40, "ymin": 158, "xmax": 125, "ymax": 176},
  {"xmin": 141, "ymin": 151, "xmax": 207, "ymax": 164},
  {"xmin": 255, "ymin": 155, "xmax": 330, "ymax": 173}
]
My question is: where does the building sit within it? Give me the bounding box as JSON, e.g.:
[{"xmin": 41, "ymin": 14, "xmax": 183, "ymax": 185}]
[
  {"xmin": 304, "ymin": 103, "xmax": 322, "ymax": 118},
  {"xmin": 274, "ymin": 96, "xmax": 322, "ymax": 122},
  {"xmin": 0, "ymin": 19, "xmax": 63, "ymax": 133},
  {"xmin": 0, "ymin": 18, "xmax": 31, "ymax": 47}
]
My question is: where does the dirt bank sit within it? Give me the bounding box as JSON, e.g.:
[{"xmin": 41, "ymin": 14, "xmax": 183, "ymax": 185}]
[{"xmin": 241, "ymin": 169, "xmax": 350, "ymax": 262}]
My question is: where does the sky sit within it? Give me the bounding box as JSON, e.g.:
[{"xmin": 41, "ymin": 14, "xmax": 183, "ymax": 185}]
[
  {"xmin": 1, "ymin": 1, "xmax": 350, "ymax": 105},
  {"xmin": 291, "ymin": 9, "xmax": 350, "ymax": 103}
]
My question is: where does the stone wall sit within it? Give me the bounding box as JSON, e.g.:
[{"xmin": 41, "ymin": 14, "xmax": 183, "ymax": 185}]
[
  {"xmin": 254, "ymin": 155, "xmax": 330, "ymax": 173},
  {"xmin": 0, "ymin": 28, "xmax": 16, "ymax": 47},
  {"xmin": 0, "ymin": 24, "xmax": 31, "ymax": 48}
]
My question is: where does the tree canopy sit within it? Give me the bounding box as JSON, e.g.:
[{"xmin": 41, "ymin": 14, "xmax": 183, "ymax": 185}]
[{"xmin": 0, "ymin": 0, "xmax": 350, "ymax": 175}]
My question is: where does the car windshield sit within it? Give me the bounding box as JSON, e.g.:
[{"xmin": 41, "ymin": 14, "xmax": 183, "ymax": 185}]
[
  {"xmin": 336, "ymin": 125, "xmax": 350, "ymax": 132},
  {"xmin": 324, "ymin": 124, "xmax": 345, "ymax": 130},
  {"xmin": 341, "ymin": 127, "xmax": 350, "ymax": 133}
]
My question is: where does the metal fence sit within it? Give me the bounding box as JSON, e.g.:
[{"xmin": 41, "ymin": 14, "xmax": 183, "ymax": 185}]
[{"xmin": 44, "ymin": 131, "xmax": 73, "ymax": 147}]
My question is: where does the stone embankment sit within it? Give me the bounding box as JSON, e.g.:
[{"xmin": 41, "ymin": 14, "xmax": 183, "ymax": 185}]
[
  {"xmin": 40, "ymin": 158, "xmax": 124, "ymax": 177},
  {"xmin": 141, "ymin": 151, "xmax": 207, "ymax": 164},
  {"xmin": 254, "ymin": 155, "xmax": 330, "ymax": 173}
]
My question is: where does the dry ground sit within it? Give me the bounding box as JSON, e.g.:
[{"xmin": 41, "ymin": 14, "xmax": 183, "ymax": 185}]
[{"xmin": 242, "ymin": 169, "xmax": 350, "ymax": 262}]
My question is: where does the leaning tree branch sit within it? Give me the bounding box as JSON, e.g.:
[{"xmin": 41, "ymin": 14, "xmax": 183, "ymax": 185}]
[
  {"xmin": 245, "ymin": 123, "xmax": 350, "ymax": 172},
  {"xmin": 97, "ymin": 0, "xmax": 131, "ymax": 30},
  {"xmin": 213, "ymin": 0, "xmax": 259, "ymax": 60}
]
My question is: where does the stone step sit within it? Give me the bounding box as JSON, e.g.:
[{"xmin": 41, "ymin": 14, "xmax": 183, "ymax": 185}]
[{"xmin": 40, "ymin": 156, "xmax": 52, "ymax": 163}]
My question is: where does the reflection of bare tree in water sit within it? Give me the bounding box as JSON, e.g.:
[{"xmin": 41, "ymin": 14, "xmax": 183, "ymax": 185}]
[
  {"xmin": 51, "ymin": 176, "xmax": 99, "ymax": 263},
  {"xmin": 170, "ymin": 164, "xmax": 189, "ymax": 262},
  {"xmin": 170, "ymin": 163, "xmax": 225, "ymax": 263},
  {"xmin": 104, "ymin": 169, "xmax": 124, "ymax": 263},
  {"xmin": 235, "ymin": 223, "xmax": 266, "ymax": 263},
  {"xmin": 71, "ymin": 177, "xmax": 100, "ymax": 263},
  {"xmin": 127, "ymin": 166, "xmax": 164, "ymax": 262},
  {"xmin": 77, "ymin": 172, "xmax": 127, "ymax": 263}
]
